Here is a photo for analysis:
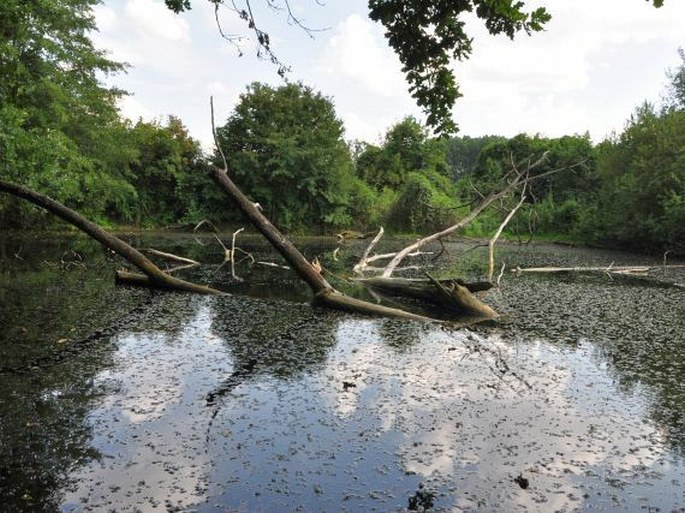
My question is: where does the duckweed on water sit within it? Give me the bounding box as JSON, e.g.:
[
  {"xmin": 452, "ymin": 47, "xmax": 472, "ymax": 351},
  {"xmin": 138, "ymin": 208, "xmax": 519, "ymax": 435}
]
[{"xmin": 0, "ymin": 235, "xmax": 683, "ymax": 512}]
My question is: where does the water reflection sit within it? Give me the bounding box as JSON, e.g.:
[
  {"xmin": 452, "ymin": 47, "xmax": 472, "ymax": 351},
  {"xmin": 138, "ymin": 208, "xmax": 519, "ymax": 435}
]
[
  {"xmin": 0, "ymin": 234, "xmax": 683, "ymax": 512},
  {"xmin": 200, "ymin": 319, "xmax": 685, "ymax": 512},
  {"xmin": 211, "ymin": 296, "xmax": 344, "ymax": 378},
  {"xmin": 60, "ymin": 296, "xmax": 224, "ymax": 512},
  {"xmin": 483, "ymin": 244, "xmax": 685, "ymax": 457}
]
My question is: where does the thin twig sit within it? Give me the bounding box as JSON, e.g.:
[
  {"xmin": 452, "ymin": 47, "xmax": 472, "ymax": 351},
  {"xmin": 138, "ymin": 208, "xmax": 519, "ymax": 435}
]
[{"xmin": 496, "ymin": 263, "xmax": 506, "ymax": 287}]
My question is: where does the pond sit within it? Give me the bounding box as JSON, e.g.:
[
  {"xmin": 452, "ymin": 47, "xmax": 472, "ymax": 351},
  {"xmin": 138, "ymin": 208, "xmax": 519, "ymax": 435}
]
[{"xmin": 0, "ymin": 232, "xmax": 683, "ymax": 512}]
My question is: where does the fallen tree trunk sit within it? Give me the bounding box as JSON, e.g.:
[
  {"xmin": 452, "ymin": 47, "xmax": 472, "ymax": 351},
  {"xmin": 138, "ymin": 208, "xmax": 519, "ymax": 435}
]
[
  {"xmin": 211, "ymin": 167, "xmax": 490, "ymax": 322},
  {"xmin": 357, "ymin": 276, "xmax": 494, "ymax": 296},
  {"xmin": 0, "ymin": 180, "xmax": 222, "ymax": 295},
  {"xmin": 513, "ymin": 264, "xmax": 685, "ymax": 274},
  {"xmin": 356, "ymin": 276, "xmax": 498, "ymax": 318}
]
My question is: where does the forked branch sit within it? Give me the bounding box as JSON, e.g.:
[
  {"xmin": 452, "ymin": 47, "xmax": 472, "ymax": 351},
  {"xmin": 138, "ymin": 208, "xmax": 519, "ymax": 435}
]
[{"xmin": 381, "ymin": 152, "xmax": 549, "ymax": 277}]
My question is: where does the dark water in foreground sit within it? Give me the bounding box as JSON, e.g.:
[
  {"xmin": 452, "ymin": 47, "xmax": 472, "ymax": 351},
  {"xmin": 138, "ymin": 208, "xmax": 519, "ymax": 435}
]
[{"xmin": 0, "ymin": 233, "xmax": 684, "ymax": 512}]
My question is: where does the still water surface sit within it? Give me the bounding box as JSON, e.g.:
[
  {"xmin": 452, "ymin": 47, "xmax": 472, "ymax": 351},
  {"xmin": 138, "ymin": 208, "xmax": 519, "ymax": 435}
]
[{"xmin": 0, "ymin": 233, "xmax": 683, "ymax": 512}]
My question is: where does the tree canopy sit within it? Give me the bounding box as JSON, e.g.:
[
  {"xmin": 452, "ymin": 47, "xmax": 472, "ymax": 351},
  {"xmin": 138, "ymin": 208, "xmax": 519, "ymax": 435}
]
[
  {"xmin": 587, "ymin": 102, "xmax": 685, "ymax": 249},
  {"xmin": 2, "ymin": 0, "xmax": 680, "ymax": 253},
  {"xmin": 0, "ymin": 0, "xmax": 211, "ymax": 229},
  {"xmin": 0, "ymin": 0, "xmax": 130, "ymax": 226},
  {"xmin": 214, "ymin": 82, "xmax": 355, "ymax": 231},
  {"xmin": 355, "ymin": 116, "xmax": 447, "ymax": 190}
]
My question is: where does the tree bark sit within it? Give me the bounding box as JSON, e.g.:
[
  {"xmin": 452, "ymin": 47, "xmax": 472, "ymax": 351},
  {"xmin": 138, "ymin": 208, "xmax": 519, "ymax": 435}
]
[
  {"xmin": 210, "ymin": 167, "xmax": 468, "ymax": 321},
  {"xmin": 356, "ymin": 276, "xmax": 497, "ymax": 318},
  {"xmin": 0, "ymin": 180, "xmax": 222, "ymax": 295}
]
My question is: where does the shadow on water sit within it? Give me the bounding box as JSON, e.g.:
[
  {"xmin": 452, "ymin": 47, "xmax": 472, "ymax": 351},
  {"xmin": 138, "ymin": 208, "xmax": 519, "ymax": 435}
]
[
  {"xmin": 0, "ymin": 234, "xmax": 151, "ymax": 511},
  {"xmin": 0, "ymin": 233, "xmax": 683, "ymax": 512}
]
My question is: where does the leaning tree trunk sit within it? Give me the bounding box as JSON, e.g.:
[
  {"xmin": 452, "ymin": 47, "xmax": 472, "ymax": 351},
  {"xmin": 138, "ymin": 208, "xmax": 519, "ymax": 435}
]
[
  {"xmin": 210, "ymin": 167, "xmax": 444, "ymax": 321},
  {"xmin": 0, "ymin": 179, "xmax": 222, "ymax": 295}
]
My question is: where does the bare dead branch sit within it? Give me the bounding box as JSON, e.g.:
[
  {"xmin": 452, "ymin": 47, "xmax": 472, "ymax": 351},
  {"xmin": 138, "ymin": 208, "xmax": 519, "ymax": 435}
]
[
  {"xmin": 353, "ymin": 227, "xmax": 384, "ymax": 275},
  {"xmin": 487, "ymin": 181, "xmax": 527, "ymax": 282},
  {"xmin": 140, "ymin": 248, "xmax": 199, "ymax": 266},
  {"xmin": 381, "ymin": 153, "xmax": 549, "ymax": 278},
  {"xmin": 230, "ymin": 227, "xmax": 245, "ymax": 280},
  {"xmin": 514, "ymin": 264, "xmax": 685, "ymax": 274}
]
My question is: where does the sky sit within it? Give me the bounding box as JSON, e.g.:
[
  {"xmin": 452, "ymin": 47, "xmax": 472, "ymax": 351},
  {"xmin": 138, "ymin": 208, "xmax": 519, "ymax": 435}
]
[{"xmin": 92, "ymin": 0, "xmax": 685, "ymax": 149}]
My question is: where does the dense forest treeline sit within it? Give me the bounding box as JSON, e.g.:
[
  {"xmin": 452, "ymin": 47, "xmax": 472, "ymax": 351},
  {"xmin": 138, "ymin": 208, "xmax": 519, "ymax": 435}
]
[{"xmin": 1, "ymin": 0, "xmax": 683, "ymax": 252}]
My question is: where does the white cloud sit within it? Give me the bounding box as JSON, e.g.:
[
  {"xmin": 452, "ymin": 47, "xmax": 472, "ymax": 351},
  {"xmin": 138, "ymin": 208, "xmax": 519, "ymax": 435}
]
[
  {"xmin": 452, "ymin": 0, "xmax": 685, "ymax": 139},
  {"xmin": 117, "ymin": 94, "xmax": 156, "ymax": 123},
  {"xmin": 93, "ymin": 4, "xmax": 117, "ymax": 32},
  {"xmin": 207, "ymin": 81, "xmax": 230, "ymax": 96},
  {"xmin": 124, "ymin": 0, "xmax": 191, "ymax": 43},
  {"xmin": 340, "ymin": 111, "xmax": 385, "ymax": 144},
  {"xmin": 323, "ymin": 14, "xmax": 406, "ymax": 98},
  {"xmin": 94, "ymin": 0, "xmax": 685, "ymax": 145}
]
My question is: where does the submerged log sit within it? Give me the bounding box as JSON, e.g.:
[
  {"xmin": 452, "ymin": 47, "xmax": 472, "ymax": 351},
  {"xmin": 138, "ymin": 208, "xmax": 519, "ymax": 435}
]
[
  {"xmin": 0, "ymin": 179, "xmax": 222, "ymax": 295},
  {"xmin": 356, "ymin": 275, "xmax": 498, "ymax": 318},
  {"xmin": 357, "ymin": 276, "xmax": 494, "ymax": 296}
]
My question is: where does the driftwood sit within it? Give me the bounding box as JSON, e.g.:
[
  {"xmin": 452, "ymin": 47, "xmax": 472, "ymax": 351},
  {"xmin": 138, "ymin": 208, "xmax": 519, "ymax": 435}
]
[
  {"xmin": 356, "ymin": 275, "xmax": 498, "ymax": 318},
  {"xmin": 513, "ymin": 264, "xmax": 685, "ymax": 275},
  {"xmin": 140, "ymin": 248, "xmax": 199, "ymax": 266},
  {"xmin": 425, "ymin": 274, "xmax": 499, "ymax": 318},
  {"xmin": 0, "ymin": 179, "xmax": 222, "ymax": 295}
]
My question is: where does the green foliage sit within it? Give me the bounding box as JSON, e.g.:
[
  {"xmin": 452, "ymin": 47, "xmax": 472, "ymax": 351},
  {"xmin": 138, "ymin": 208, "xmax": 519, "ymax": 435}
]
[
  {"xmin": 215, "ymin": 82, "xmax": 355, "ymax": 232},
  {"xmin": 0, "ymin": 0, "xmax": 135, "ymax": 228},
  {"xmin": 355, "ymin": 117, "xmax": 447, "ymax": 190},
  {"xmin": 445, "ymin": 135, "xmax": 505, "ymax": 179},
  {"xmin": 124, "ymin": 116, "xmax": 209, "ymax": 226},
  {"xmin": 471, "ymin": 133, "xmax": 596, "ymax": 201},
  {"xmin": 585, "ymin": 103, "xmax": 685, "ymax": 249},
  {"xmin": 368, "ymin": 0, "xmax": 550, "ymax": 134},
  {"xmin": 527, "ymin": 196, "xmax": 583, "ymax": 236},
  {"xmin": 386, "ymin": 170, "xmax": 460, "ymax": 233},
  {"xmin": 450, "ymin": 132, "xmax": 598, "ymax": 241},
  {"xmin": 345, "ymin": 178, "xmax": 380, "ymax": 229}
]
